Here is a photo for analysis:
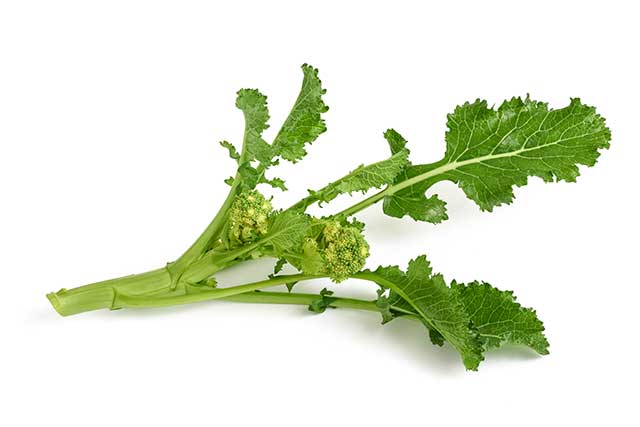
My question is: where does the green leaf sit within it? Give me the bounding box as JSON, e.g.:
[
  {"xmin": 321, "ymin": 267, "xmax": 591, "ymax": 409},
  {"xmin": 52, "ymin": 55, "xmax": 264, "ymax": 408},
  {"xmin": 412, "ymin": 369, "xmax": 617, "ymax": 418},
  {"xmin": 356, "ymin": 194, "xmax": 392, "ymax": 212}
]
[
  {"xmin": 383, "ymin": 97, "xmax": 611, "ymax": 219},
  {"xmin": 219, "ymin": 140, "xmax": 240, "ymax": 162},
  {"xmin": 232, "ymin": 65, "xmax": 329, "ymax": 191},
  {"xmin": 375, "ymin": 288, "xmax": 394, "ymax": 324},
  {"xmin": 381, "ymin": 129, "xmax": 448, "ymax": 223},
  {"xmin": 273, "ymin": 258, "xmax": 287, "ymax": 275},
  {"xmin": 363, "ymin": 256, "xmax": 484, "ymax": 370},
  {"xmin": 308, "ymin": 150, "xmax": 410, "ymax": 208},
  {"xmin": 290, "ymin": 149, "xmax": 409, "ymax": 212},
  {"xmin": 383, "ymin": 185, "xmax": 448, "ymax": 223},
  {"xmin": 452, "ymin": 281, "xmax": 549, "ymax": 354},
  {"xmin": 262, "ymin": 176, "xmax": 287, "ymax": 191},
  {"xmin": 235, "ymin": 89, "xmax": 273, "ymax": 164},
  {"xmin": 308, "ymin": 288, "xmax": 337, "ymax": 313},
  {"xmin": 268, "ymin": 258, "xmax": 288, "ymax": 280},
  {"xmin": 380, "ymin": 265, "xmax": 549, "ymax": 356},
  {"xmin": 237, "ymin": 162, "xmax": 260, "ymax": 189},
  {"xmin": 263, "ymin": 211, "xmax": 311, "ymax": 254},
  {"xmin": 272, "ymin": 64, "xmax": 328, "ymax": 162},
  {"xmin": 384, "ymin": 128, "xmax": 410, "ymax": 156},
  {"xmin": 299, "ymin": 238, "xmax": 325, "ymax": 276}
]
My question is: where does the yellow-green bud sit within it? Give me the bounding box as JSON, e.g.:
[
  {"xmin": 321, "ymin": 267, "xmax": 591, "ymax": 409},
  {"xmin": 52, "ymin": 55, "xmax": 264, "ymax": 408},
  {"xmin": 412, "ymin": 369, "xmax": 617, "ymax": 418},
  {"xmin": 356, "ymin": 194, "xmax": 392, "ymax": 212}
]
[
  {"xmin": 227, "ymin": 190, "xmax": 272, "ymax": 246},
  {"xmin": 321, "ymin": 222, "xmax": 370, "ymax": 282}
]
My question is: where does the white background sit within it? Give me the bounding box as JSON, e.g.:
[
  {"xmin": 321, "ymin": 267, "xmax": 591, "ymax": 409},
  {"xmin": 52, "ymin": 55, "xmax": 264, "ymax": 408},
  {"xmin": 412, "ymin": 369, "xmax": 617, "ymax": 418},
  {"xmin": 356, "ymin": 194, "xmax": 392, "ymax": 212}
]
[{"xmin": 1, "ymin": 1, "xmax": 638, "ymax": 425}]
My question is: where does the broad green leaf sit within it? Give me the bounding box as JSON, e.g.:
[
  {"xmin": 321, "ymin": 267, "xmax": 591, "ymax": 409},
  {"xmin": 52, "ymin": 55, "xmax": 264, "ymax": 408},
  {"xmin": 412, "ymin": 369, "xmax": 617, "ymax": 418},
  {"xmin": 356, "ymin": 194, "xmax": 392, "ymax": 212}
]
[
  {"xmin": 384, "ymin": 269, "xmax": 549, "ymax": 356},
  {"xmin": 452, "ymin": 281, "xmax": 549, "ymax": 354},
  {"xmin": 272, "ymin": 64, "xmax": 328, "ymax": 162},
  {"xmin": 263, "ymin": 211, "xmax": 311, "ymax": 254},
  {"xmin": 363, "ymin": 256, "xmax": 484, "ymax": 370},
  {"xmin": 384, "ymin": 97, "xmax": 611, "ymax": 219}
]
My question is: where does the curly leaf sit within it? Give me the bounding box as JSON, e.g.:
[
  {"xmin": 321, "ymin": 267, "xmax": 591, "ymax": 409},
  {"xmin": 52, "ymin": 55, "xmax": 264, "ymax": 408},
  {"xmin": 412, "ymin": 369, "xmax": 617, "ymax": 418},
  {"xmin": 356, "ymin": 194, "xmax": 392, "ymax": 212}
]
[
  {"xmin": 272, "ymin": 64, "xmax": 328, "ymax": 162},
  {"xmin": 362, "ymin": 256, "xmax": 484, "ymax": 370},
  {"xmin": 219, "ymin": 140, "xmax": 240, "ymax": 162},
  {"xmin": 452, "ymin": 281, "xmax": 549, "ymax": 354},
  {"xmin": 383, "ymin": 266, "xmax": 549, "ymax": 357},
  {"xmin": 384, "ymin": 97, "xmax": 611, "ymax": 219},
  {"xmin": 235, "ymin": 89, "xmax": 272, "ymax": 164}
]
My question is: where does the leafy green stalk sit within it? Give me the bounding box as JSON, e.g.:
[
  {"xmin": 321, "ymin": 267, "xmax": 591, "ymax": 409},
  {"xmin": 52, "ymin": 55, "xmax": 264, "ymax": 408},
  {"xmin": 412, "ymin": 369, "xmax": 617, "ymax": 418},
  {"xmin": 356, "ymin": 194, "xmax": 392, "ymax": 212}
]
[
  {"xmin": 339, "ymin": 98, "xmax": 610, "ymax": 219},
  {"xmin": 46, "ymin": 65, "xmax": 610, "ymax": 371}
]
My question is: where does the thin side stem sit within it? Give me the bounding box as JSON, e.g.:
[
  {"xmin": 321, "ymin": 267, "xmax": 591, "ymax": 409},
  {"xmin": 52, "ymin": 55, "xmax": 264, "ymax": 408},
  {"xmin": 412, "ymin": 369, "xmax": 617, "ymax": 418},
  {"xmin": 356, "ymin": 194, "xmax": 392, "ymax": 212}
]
[
  {"xmin": 336, "ymin": 160, "xmax": 446, "ymax": 217},
  {"xmin": 114, "ymin": 274, "xmax": 325, "ymax": 309}
]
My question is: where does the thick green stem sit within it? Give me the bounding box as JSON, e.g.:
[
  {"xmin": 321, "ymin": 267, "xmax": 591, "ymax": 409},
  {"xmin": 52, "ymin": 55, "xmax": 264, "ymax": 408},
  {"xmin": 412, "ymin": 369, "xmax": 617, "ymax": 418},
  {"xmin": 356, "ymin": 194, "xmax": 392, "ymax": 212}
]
[
  {"xmin": 46, "ymin": 249, "xmax": 240, "ymax": 316},
  {"xmin": 168, "ymin": 183, "xmax": 239, "ymax": 280},
  {"xmin": 47, "ymin": 267, "xmax": 173, "ymax": 316},
  {"xmin": 170, "ymin": 129, "xmax": 252, "ymax": 280}
]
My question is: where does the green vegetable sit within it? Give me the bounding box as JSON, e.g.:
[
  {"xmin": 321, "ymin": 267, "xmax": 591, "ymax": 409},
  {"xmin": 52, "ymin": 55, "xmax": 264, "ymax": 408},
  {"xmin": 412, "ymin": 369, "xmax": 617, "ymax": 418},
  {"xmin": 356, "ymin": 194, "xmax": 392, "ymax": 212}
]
[{"xmin": 46, "ymin": 65, "xmax": 610, "ymax": 370}]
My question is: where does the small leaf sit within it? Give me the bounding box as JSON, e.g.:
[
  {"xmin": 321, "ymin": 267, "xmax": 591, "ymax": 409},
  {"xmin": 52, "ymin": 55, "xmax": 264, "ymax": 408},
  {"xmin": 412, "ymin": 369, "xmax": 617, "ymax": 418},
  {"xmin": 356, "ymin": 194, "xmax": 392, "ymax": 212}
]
[
  {"xmin": 383, "ymin": 189, "xmax": 448, "ymax": 223},
  {"xmin": 237, "ymin": 163, "xmax": 260, "ymax": 189},
  {"xmin": 384, "ymin": 128, "xmax": 410, "ymax": 156},
  {"xmin": 219, "ymin": 140, "xmax": 240, "ymax": 162},
  {"xmin": 263, "ymin": 211, "xmax": 311, "ymax": 255},
  {"xmin": 375, "ymin": 288, "xmax": 394, "ymax": 324},
  {"xmin": 262, "ymin": 176, "xmax": 288, "ymax": 191},
  {"xmin": 308, "ymin": 288, "xmax": 336, "ymax": 313},
  {"xmin": 204, "ymin": 278, "xmax": 218, "ymax": 288},
  {"xmin": 285, "ymin": 281, "xmax": 298, "ymax": 292},
  {"xmin": 299, "ymin": 238, "xmax": 325, "ymax": 276},
  {"xmin": 273, "ymin": 258, "xmax": 287, "ymax": 275}
]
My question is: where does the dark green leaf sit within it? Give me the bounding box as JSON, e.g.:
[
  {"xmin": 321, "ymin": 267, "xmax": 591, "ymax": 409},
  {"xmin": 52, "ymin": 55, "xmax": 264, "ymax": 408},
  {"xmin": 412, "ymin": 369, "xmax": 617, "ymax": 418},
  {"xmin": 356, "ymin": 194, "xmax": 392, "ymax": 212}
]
[
  {"xmin": 308, "ymin": 288, "xmax": 337, "ymax": 313},
  {"xmin": 452, "ymin": 281, "xmax": 549, "ymax": 354},
  {"xmin": 364, "ymin": 256, "xmax": 483, "ymax": 370},
  {"xmin": 384, "ymin": 128, "xmax": 410, "ymax": 156}
]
